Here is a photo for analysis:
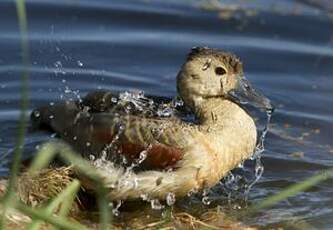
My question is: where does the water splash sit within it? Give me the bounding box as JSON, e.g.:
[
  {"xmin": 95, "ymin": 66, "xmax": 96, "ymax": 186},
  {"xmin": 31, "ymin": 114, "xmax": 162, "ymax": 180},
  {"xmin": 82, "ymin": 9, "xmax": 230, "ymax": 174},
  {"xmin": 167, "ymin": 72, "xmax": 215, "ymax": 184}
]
[
  {"xmin": 118, "ymin": 91, "xmax": 155, "ymax": 115},
  {"xmin": 245, "ymin": 108, "xmax": 273, "ymax": 195},
  {"xmin": 115, "ymin": 91, "xmax": 183, "ymax": 118}
]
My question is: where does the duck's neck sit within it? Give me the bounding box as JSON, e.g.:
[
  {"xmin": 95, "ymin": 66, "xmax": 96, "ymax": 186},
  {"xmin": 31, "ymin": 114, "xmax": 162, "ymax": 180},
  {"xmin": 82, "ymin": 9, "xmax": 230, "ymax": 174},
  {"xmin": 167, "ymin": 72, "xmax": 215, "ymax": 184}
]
[
  {"xmin": 194, "ymin": 98, "xmax": 244, "ymax": 127},
  {"xmin": 193, "ymin": 97, "xmax": 257, "ymax": 172}
]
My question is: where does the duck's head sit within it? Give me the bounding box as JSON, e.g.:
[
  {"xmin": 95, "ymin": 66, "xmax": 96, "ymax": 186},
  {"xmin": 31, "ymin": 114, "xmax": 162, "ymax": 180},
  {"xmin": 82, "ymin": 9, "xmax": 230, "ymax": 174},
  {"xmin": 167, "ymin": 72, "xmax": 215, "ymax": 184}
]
[{"xmin": 177, "ymin": 47, "xmax": 273, "ymax": 112}]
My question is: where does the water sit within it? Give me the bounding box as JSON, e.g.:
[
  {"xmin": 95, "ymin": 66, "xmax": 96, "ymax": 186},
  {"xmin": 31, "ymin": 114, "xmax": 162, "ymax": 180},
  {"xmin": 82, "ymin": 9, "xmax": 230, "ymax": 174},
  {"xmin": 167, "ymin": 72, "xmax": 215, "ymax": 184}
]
[{"xmin": 1, "ymin": 0, "xmax": 333, "ymax": 228}]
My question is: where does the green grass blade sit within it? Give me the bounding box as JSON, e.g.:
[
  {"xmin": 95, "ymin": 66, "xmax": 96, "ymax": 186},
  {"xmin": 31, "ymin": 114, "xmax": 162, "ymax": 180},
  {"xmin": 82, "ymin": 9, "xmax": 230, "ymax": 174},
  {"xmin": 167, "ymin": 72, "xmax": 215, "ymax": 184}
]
[
  {"xmin": 27, "ymin": 179, "xmax": 81, "ymax": 230},
  {"xmin": 9, "ymin": 0, "xmax": 30, "ymax": 190},
  {"xmin": 250, "ymin": 169, "xmax": 333, "ymax": 212},
  {"xmin": 28, "ymin": 141, "xmax": 112, "ymax": 228},
  {"xmin": 55, "ymin": 180, "xmax": 81, "ymax": 229},
  {"xmin": 14, "ymin": 201, "xmax": 87, "ymax": 230},
  {"xmin": 27, "ymin": 144, "xmax": 59, "ymax": 175},
  {"xmin": 0, "ymin": 0, "xmax": 30, "ymax": 228},
  {"xmin": 30, "ymin": 141, "xmax": 104, "ymax": 179},
  {"xmin": 6, "ymin": 0, "xmax": 30, "ymax": 195},
  {"xmin": 55, "ymin": 142, "xmax": 112, "ymax": 229},
  {"xmin": 97, "ymin": 185, "xmax": 111, "ymax": 230}
]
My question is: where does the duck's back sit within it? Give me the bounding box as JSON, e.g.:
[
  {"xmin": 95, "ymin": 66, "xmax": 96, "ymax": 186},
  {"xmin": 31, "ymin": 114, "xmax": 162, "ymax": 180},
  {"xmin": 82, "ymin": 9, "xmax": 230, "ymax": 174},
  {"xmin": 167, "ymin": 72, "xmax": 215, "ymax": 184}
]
[{"xmin": 31, "ymin": 95, "xmax": 197, "ymax": 170}]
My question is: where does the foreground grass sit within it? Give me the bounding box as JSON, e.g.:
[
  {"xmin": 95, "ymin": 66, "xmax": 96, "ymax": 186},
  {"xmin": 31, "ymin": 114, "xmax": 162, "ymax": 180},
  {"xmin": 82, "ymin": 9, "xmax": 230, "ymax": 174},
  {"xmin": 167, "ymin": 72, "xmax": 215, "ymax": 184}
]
[
  {"xmin": 2, "ymin": 141, "xmax": 332, "ymax": 229},
  {"xmin": 1, "ymin": 0, "xmax": 110, "ymax": 229},
  {"xmin": 0, "ymin": 0, "xmax": 30, "ymax": 228},
  {"xmin": 250, "ymin": 169, "xmax": 333, "ymax": 212}
]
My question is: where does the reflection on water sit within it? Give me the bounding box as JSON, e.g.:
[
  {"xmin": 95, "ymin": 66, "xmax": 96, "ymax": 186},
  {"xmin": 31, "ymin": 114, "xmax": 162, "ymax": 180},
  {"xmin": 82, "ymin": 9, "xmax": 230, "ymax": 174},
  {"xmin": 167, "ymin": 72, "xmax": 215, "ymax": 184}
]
[{"xmin": 0, "ymin": 0, "xmax": 333, "ymax": 228}]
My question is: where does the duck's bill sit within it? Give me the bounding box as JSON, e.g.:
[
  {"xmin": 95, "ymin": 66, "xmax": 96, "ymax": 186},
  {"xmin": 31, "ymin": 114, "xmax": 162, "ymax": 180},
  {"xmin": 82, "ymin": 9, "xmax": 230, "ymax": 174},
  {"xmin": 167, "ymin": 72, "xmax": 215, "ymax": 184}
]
[{"xmin": 228, "ymin": 78, "xmax": 274, "ymax": 111}]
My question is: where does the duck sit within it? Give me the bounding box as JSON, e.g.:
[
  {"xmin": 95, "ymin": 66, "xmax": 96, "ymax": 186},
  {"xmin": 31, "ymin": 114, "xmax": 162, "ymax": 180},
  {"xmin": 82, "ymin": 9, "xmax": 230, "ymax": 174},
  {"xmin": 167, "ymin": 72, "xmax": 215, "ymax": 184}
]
[{"xmin": 31, "ymin": 47, "xmax": 273, "ymax": 201}]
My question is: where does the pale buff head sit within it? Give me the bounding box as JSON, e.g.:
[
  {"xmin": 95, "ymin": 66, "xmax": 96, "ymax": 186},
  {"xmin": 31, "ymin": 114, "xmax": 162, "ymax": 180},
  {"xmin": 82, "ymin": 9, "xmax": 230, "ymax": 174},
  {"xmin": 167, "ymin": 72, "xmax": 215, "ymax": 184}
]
[{"xmin": 177, "ymin": 47, "xmax": 273, "ymax": 113}]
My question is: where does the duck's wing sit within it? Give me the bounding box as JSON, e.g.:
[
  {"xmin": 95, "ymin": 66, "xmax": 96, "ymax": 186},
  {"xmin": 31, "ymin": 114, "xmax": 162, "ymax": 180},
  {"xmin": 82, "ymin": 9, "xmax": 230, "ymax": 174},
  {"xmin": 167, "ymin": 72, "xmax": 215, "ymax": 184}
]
[
  {"xmin": 81, "ymin": 90, "xmax": 118, "ymax": 112},
  {"xmin": 31, "ymin": 101, "xmax": 190, "ymax": 170}
]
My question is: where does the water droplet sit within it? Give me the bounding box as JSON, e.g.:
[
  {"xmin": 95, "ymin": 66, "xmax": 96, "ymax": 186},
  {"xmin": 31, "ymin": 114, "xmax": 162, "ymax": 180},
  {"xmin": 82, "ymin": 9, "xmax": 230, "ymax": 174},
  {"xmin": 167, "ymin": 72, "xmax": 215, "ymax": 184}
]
[
  {"xmin": 89, "ymin": 154, "xmax": 95, "ymax": 161},
  {"xmin": 33, "ymin": 110, "xmax": 40, "ymax": 118},
  {"xmin": 122, "ymin": 156, "xmax": 128, "ymax": 164},
  {"xmin": 54, "ymin": 61, "xmax": 62, "ymax": 68},
  {"xmin": 255, "ymin": 163, "xmax": 264, "ymax": 178},
  {"xmin": 202, "ymin": 196, "xmax": 211, "ymax": 205},
  {"xmin": 132, "ymin": 178, "xmax": 138, "ymax": 189},
  {"xmin": 136, "ymin": 150, "xmax": 147, "ymax": 165},
  {"xmin": 111, "ymin": 97, "xmax": 118, "ymax": 103},
  {"xmin": 77, "ymin": 60, "xmax": 83, "ymax": 67},
  {"xmin": 125, "ymin": 104, "xmax": 132, "ymax": 111},
  {"xmin": 140, "ymin": 194, "xmax": 149, "ymax": 201},
  {"xmin": 112, "ymin": 200, "xmax": 122, "ymax": 216},
  {"xmin": 166, "ymin": 193, "xmax": 176, "ymax": 206},
  {"xmin": 187, "ymin": 187, "xmax": 198, "ymax": 197},
  {"xmin": 101, "ymin": 150, "xmax": 107, "ymax": 160},
  {"xmin": 49, "ymin": 115, "xmax": 54, "ymax": 119},
  {"xmin": 150, "ymin": 199, "xmax": 164, "ymax": 210},
  {"xmin": 172, "ymin": 97, "xmax": 184, "ymax": 107},
  {"xmin": 237, "ymin": 162, "xmax": 244, "ymax": 168},
  {"xmin": 86, "ymin": 142, "xmax": 91, "ymax": 147},
  {"xmin": 64, "ymin": 87, "xmax": 71, "ymax": 94},
  {"xmin": 232, "ymin": 204, "xmax": 242, "ymax": 210}
]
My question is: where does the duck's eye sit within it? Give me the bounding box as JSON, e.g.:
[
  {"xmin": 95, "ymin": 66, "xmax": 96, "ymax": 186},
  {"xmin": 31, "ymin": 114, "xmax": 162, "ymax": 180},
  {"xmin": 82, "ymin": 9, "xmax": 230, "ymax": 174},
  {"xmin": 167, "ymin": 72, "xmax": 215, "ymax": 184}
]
[{"xmin": 215, "ymin": 67, "xmax": 227, "ymax": 76}]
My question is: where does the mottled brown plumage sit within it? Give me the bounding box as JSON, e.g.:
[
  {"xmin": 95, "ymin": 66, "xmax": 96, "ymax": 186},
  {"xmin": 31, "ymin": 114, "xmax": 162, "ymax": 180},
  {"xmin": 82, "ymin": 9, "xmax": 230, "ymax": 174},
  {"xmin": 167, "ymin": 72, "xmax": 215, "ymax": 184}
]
[{"xmin": 31, "ymin": 47, "xmax": 272, "ymax": 200}]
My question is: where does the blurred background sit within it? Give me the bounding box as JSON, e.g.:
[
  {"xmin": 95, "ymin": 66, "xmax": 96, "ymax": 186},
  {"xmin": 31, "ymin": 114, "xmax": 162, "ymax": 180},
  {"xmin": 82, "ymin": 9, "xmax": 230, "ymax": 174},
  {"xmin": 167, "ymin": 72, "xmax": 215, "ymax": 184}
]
[{"xmin": 0, "ymin": 0, "xmax": 333, "ymax": 228}]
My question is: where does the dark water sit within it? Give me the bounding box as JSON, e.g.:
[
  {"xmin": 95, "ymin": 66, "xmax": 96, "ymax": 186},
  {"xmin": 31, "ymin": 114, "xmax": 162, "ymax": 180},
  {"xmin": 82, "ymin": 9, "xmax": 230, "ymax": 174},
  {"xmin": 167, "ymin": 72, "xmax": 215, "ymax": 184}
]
[{"xmin": 1, "ymin": 0, "xmax": 333, "ymax": 228}]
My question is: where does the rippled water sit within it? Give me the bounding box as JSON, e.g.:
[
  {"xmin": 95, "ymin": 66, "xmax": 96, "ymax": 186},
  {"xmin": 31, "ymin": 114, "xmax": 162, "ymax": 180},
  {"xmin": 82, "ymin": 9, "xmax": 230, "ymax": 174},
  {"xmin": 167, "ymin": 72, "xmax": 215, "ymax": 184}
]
[{"xmin": 1, "ymin": 0, "xmax": 333, "ymax": 228}]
